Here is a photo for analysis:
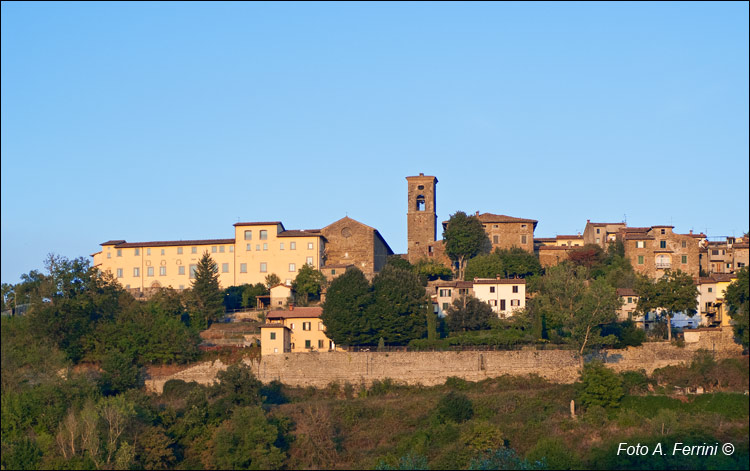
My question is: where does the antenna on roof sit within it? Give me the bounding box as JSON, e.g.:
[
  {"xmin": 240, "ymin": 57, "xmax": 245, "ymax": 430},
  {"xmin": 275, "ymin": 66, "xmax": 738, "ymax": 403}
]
[{"xmin": 623, "ymin": 213, "xmax": 627, "ymax": 225}]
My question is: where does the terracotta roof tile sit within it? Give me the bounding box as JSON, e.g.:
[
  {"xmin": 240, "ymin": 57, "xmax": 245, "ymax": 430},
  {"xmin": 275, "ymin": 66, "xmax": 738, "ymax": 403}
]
[
  {"xmin": 473, "ymin": 278, "xmax": 526, "ymax": 285},
  {"xmin": 267, "ymin": 306, "xmax": 323, "ymax": 320},
  {"xmin": 106, "ymin": 238, "xmax": 235, "ymax": 248},
  {"xmin": 278, "ymin": 230, "xmax": 324, "ymax": 238},
  {"xmin": 233, "ymin": 221, "xmax": 283, "ymax": 227},
  {"xmin": 477, "ymin": 213, "xmax": 538, "ymax": 224},
  {"xmin": 617, "ymin": 288, "xmax": 637, "ymax": 297}
]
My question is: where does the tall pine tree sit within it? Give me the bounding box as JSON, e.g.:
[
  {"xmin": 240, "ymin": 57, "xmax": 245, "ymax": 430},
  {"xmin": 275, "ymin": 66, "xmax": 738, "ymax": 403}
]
[{"xmin": 189, "ymin": 251, "xmax": 224, "ymax": 330}]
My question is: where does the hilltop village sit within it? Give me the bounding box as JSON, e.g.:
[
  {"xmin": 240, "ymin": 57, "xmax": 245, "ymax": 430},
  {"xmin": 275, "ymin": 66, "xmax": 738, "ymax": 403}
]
[{"xmin": 91, "ymin": 173, "xmax": 748, "ymax": 355}]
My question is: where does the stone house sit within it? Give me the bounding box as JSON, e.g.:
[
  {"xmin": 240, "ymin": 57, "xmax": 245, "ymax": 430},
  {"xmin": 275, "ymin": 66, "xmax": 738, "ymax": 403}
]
[
  {"xmin": 427, "ymin": 280, "xmax": 474, "ymax": 317},
  {"xmin": 474, "ymin": 212, "xmax": 537, "ymax": 253},
  {"xmin": 619, "ymin": 226, "xmax": 704, "ymax": 279},
  {"xmin": 699, "ymin": 235, "xmax": 749, "ymax": 275},
  {"xmin": 321, "ymin": 216, "xmax": 393, "ymax": 279},
  {"xmin": 583, "ymin": 220, "xmax": 627, "ymax": 248},
  {"xmin": 535, "ymin": 234, "xmax": 585, "ymax": 268}
]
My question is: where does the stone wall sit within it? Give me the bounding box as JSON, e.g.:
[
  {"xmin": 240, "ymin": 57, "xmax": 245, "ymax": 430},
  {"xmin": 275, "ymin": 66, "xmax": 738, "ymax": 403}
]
[{"xmin": 145, "ymin": 328, "xmax": 743, "ymax": 394}]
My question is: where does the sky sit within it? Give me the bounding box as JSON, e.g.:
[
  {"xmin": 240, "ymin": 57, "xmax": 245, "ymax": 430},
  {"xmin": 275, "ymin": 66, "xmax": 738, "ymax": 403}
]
[{"xmin": 2, "ymin": 1, "xmax": 748, "ymax": 284}]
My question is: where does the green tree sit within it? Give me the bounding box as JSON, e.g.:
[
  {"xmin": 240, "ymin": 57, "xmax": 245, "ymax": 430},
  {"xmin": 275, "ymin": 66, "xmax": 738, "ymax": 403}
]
[
  {"xmin": 292, "ymin": 264, "xmax": 327, "ymax": 305},
  {"xmin": 443, "ymin": 211, "xmax": 491, "ymax": 280},
  {"xmin": 98, "ymin": 349, "xmax": 142, "ymax": 395},
  {"xmin": 213, "ymin": 406, "xmax": 286, "ymax": 470},
  {"xmin": 725, "ymin": 267, "xmax": 749, "ymax": 348},
  {"xmin": 413, "ymin": 258, "xmax": 453, "ymax": 282},
  {"xmin": 528, "ymin": 264, "xmax": 619, "ymax": 360},
  {"xmin": 264, "ymin": 273, "xmax": 281, "ymax": 289},
  {"xmin": 189, "ymin": 252, "xmax": 224, "ymax": 331},
  {"xmin": 436, "ymin": 391, "xmax": 474, "ymax": 423},
  {"xmin": 446, "ymin": 295, "xmax": 495, "ymax": 332},
  {"xmin": 370, "ymin": 265, "xmax": 430, "ymax": 345},
  {"xmin": 635, "ymin": 269, "xmax": 698, "ymax": 341},
  {"xmin": 464, "ymin": 248, "xmax": 542, "ymax": 281},
  {"xmin": 576, "ymin": 360, "xmax": 624, "ymax": 409},
  {"xmin": 385, "ymin": 255, "xmax": 413, "ymax": 271},
  {"xmin": 213, "ymin": 363, "xmax": 263, "ymax": 408},
  {"xmin": 320, "ymin": 268, "xmax": 374, "ymax": 345},
  {"xmin": 242, "ymin": 283, "xmax": 269, "ymax": 309}
]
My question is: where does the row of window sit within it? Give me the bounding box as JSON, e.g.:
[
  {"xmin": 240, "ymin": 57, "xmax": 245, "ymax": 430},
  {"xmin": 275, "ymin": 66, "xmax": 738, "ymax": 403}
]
[
  {"xmin": 116, "ymin": 258, "xmax": 314, "ymax": 278},
  {"xmin": 111, "ymin": 246, "xmax": 234, "ymax": 258},
  {"xmin": 488, "ymin": 299, "xmax": 521, "ymax": 309},
  {"xmin": 490, "ymin": 235, "xmax": 528, "ymax": 245},
  {"xmin": 489, "ymin": 286, "xmax": 520, "ymax": 293},
  {"xmin": 269, "ymin": 322, "xmax": 324, "ymax": 335},
  {"xmin": 634, "ymin": 240, "xmax": 689, "ymax": 249},
  {"xmin": 244, "ymin": 230, "xmax": 268, "ymax": 240},
  {"xmin": 636, "ymin": 255, "xmax": 688, "ymax": 265}
]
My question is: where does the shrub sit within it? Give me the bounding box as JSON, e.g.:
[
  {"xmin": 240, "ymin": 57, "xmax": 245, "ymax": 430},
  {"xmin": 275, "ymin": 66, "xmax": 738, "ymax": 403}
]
[
  {"xmin": 526, "ymin": 437, "xmax": 579, "ymax": 470},
  {"xmin": 436, "ymin": 391, "xmax": 474, "ymax": 423},
  {"xmin": 445, "ymin": 376, "xmax": 472, "ymax": 390},
  {"xmin": 576, "ymin": 361, "xmax": 624, "ymax": 409},
  {"xmin": 620, "ymin": 370, "xmax": 652, "ymax": 395}
]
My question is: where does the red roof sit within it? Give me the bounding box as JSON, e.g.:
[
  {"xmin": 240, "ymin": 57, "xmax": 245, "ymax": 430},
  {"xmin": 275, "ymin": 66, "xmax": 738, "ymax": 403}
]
[
  {"xmin": 473, "ymin": 278, "xmax": 526, "ymax": 285},
  {"xmin": 557, "ymin": 235, "xmax": 582, "ymax": 240},
  {"xmin": 233, "ymin": 221, "xmax": 283, "ymax": 227},
  {"xmin": 278, "ymin": 230, "xmax": 323, "ymax": 238},
  {"xmin": 102, "ymin": 238, "xmax": 235, "ymax": 248},
  {"xmin": 477, "ymin": 213, "xmax": 538, "ymax": 224},
  {"xmin": 267, "ymin": 306, "xmax": 323, "ymax": 320},
  {"xmin": 617, "ymin": 288, "xmax": 637, "ymax": 297}
]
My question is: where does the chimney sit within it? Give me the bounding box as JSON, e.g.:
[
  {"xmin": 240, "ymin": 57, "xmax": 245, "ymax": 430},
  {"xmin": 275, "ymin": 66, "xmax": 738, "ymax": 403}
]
[
  {"xmin": 288, "ymin": 303, "xmax": 294, "ymax": 311},
  {"xmin": 419, "ymin": 172, "xmax": 424, "ymax": 176},
  {"xmin": 689, "ymin": 230, "xmax": 693, "ymax": 234},
  {"xmin": 476, "ymin": 211, "xmax": 480, "ymax": 216},
  {"xmin": 496, "ymin": 275, "xmax": 501, "ymax": 280},
  {"xmin": 587, "ymin": 219, "xmax": 590, "ymax": 223}
]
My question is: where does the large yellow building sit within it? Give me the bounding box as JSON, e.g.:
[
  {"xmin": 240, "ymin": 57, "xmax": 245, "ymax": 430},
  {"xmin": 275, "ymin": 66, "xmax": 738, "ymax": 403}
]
[{"xmin": 92, "ymin": 221, "xmax": 325, "ymax": 293}]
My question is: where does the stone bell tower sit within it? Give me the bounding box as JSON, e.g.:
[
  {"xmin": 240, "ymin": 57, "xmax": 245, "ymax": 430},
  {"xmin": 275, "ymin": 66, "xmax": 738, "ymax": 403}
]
[{"xmin": 406, "ymin": 173, "xmax": 438, "ymax": 263}]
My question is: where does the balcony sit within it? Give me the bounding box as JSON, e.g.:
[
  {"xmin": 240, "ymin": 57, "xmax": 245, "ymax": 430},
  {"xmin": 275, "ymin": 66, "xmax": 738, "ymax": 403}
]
[{"xmin": 655, "ymin": 261, "xmax": 671, "ymax": 269}]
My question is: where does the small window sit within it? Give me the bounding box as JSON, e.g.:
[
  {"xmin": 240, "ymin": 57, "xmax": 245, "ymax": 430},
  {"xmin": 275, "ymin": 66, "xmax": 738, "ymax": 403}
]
[
  {"xmin": 596, "ymin": 228, "xmax": 600, "ymax": 234},
  {"xmin": 179, "ymin": 266, "xmax": 185, "ymax": 275},
  {"xmin": 660, "ymin": 240, "xmax": 667, "ymax": 249},
  {"xmin": 260, "ymin": 230, "xmax": 268, "ymax": 240},
  {"xmin": 512, "ymin": 286, "xmax": 518, "ymax": 293},
  {"xmin": 229, "ymin": 246, "xmax": 233, "ymax": 253},
  {"xmin": 500, "ymin": 299, "xmax": 506, "ymax": 310},
  {"xmin": 244, "ymin": 230, "xmax": 252, "ymax": 240},
  {"xmin": 212, "ymin": 246, "xmax": 217, "ymax": 253},
  {"xmin": 280, "ymin": 242, "xmax": 285, "ymax": 250},
  {"xmin": 117, "ymin": 249, "xmax": 122, "ymax": 257},
  {"xmin": 160, "ymin": 266, "xmax": 166, "ymax": 276},
  {"xmin": 308, "ymin": 242, "xmax": 314, "ymax": 250},
  {"xmin": 511, "ymin": 299, "xmax": 520, "ymax": 306},
  {"xmin": 681, "ymin": 241, "xmax": 686, "ymax": 248},
  {"xmin": 661, "ymin": 229, "xmax": 666, "ymax": 235},
  {"xmin": 133, "ymin": 267, "xmax": 140, "ymax": 277},
  {"xmin": 270, "ymin": 332, "xmax": 276, "ymax": 340},
  {"xmin": 192, "ymin": 247, "xmax": 197, "ymax": 254},
  {"xmin": 219, "ymin": 246, "xmax": 225, "ymax": 253},
  {"xmin": 147, "ymin": 267, "xmax": 154, "ymax": 277},
  {"xmin": 595, "ymin": 238, "xmax": 600, "ymax": 244},
  {"xmin": 222, "ymin": 263, "xmax": 229, "ymax": 273},
  {"xmin": 189, "ymin": 264, "xmax": 197, "ymax": 279},
  {"xmin": 161, "ymin": 249, "xmax": 165, "ymax": 255},
  {"xmin": 331, "ymin": 269, "xmax": 336, "ymax": 275},
  {"xmin": 493, "ymin": 225, "xmax": 498, "ymax": 228},
  {"xmin": 107, "ymin": 252, "xmax": 111, "ymax": 259},
  {"xmin": 636, "ymin": 241, "xmax": 645, "ymax": 248},
  {"xmin": 708, "ymin": 287, "xmax": 713, "ymax": 293},
  {"xmin": 521, "ymin": 224, "xmax": 527, "ymax": 229},
  {"xmin": 305, "ymin": 340, "xmax": 311, "ymax": 349},
  {"xmin": 256, "ymin": 244, "xmax": 260, "ymax": 251},
  {"xmin": 177, "ymin": 247, "xmax": 183, "ymax": 254},
  {"xmin": 290, "ymin": 242, "xmax": 296, "ymax": 250},
  {"xmin": 147, "ymin": 248, "xmax": 151, "ymax": 256},
  {"xmin": 135, "ymin": 248, "xmax": 140, "ymax": 256},
  {"xmin": 240, "ymin": 263, "xmax": 247, "ymax": 273},
  {"xmin": 116, "ymin": 268, "xmax": 123, "ymax": 278},
  {"xmin": 318, "ymin": 322, "xmax": 324, "ymax": 331},
  {"xmin": 303, "ymin": 322, "xmax": 311, "ymax": 331},
  {"xmin": 638, "ymin": 255, "xmax": 644, "ymax": 265},
  {"xmin": 289, "ymin": 263, "xmax": 296, "ymax": 272},
  {"xmin": 521, "ymin": 235, "xmax": 527, "ymax": 244},
  {"xmin": 442, "ymin": 302, "xmax": 449, "ymax": 311},
  {"xmin": 260, "ymin": 263, "xmax": 267, "ymax": 273},
  {"xmin": 490, "ymin": 286, "xmax": 495, "ymax": 293},
  {"xmin": 627, "ymin": 297, "xmax": 632, "ymax": 304},
  {"xmin": 493, "ymin": 235, "xmax": 499, "ymax": 244},
  {"xmin": 681, "ymin": 255, "xmax": 687, "ymax": 264},
  {"xmin": 306, "ymin": 257, "xmax": 313, "ymax": 265},
  {"xmin": 318, "ymin": 340, "xmax": 324, "ymax": 349},
  {"xmin": 247, "ymin": 244, "xmax": 252, "ymax": 251}
]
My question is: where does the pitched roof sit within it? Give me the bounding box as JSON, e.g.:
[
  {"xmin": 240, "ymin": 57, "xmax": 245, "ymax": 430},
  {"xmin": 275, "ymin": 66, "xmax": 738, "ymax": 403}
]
[
  {"xmin": 616, "ymin": 288, "xmax": 637, "ymax": 297},
  {"xmin": 102, "ymin": 238, "xmax": 235, "ymax": 248},
  {"xmin": 477, "ymin": 213, "xmax": 538, "ymax": 224},
  {"xmin": 473, "ymin": 278, "xmax": 526, "ymax": 285},
  {"xmin": 557, "ymin": 235, "xmax": 583, "ymax": 240},
  {"xmin": 259, "ymin": 323, "xmax": 290, "ymax": 330},
  {"xmin": 267, "ymin": 306, "xmax": 323, "ymax": 320},
  {"xmin": 234, "ymin": 221, "xmax": 284, "ymax": 227},
  {"xmin": 538, "ymin": 245, "xmax": 574, "ymax": 251},
  {"xmin": 321, "ymin": 264, "xmax": 355, "ymax": 269},
  {"xmin": 277, "ymin": 230, "xmax": 323, "ymax": 238},
  {"xmin": 322, "ymin": 216, "xmax": 395, "ymax": 255}
]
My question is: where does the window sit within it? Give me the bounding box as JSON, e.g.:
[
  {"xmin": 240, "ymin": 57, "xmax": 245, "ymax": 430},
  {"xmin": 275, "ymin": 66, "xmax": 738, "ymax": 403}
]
[
  {"xmin": 179, "ymin": 266, "xmax": 185, "ymax": 275},
  {"xmin": 229, "ymin": 246, "xmax": 233, "ymax": 252},
  {"xmin": 726, "ymin": 263, "xmax": 731, "ymax": 269},
  {"xmin": 500, "ymin": 299, "xmax": 506, "ymax": 310},
  {"xmin": 708, "ymin": 287, "xmax": 713, "ymax": 293},
  {"xmin": 305, "ymin": 340, "xmax": 311, "ymax": 349},
  {"xmin": 147, "ymin": 267, "xmax": 154, "ymax": 277},
  {"xmin": 595, "ymin": 238, "xmax": 600, "ymax": 244},
  {"xmin": 161, "ymin": 249, "xmax": 165, "ymax": 255},
  {"xmin": 660, "ymin": 240, "xmax": 667, "ymax": 249},
  {"xmin": 306, "ymin": 257, "xmax": 313, "ymax": 265},
  {"xmin": 107, "ymin": 252, "xmax": 111, "ymax": 259},
  {"xmin": 308, "ymin": 242, "xmax": 314, "ymax": 250},
  {"xmin": 289, "ymin": 263, "xmax": 296, "ymax": 272},
  {"xmin": 260, "ymin": 263, "xmax": 267, "ymax": 273},
  {"xmin": 240, "ymin": 263, "xmax": 247, "ymax": 273},
  {"xmin": 263, "ymin": 243, "xmax": 268, "ymax": 251},
  {"xmin": 318, "ymin": 322, "xmax": 324, "ymax": 331},
  {"xmin": 212, "ymin": 246, "xmax": 217, "ymax": 253},
  {"xmin": 303, "ymin": 322, "xmax": 311, "ymax": 331},
  {"xmin": 222, "ymin": 263, "xmax": 229, "ymax": 273},
  {"xmin": 147, "ymin": 248, "xmax": 151, "ymax": 255},
  {"xmin": 318, "ymin": 340, "xmax": 324, "ymax": 349},
  {"xmin": 247, "ymin": 244, "xmax": 252, "ymax": 251},
  {"xmin": 681, "ymin": 241, "xmax": 686, "ymax": 248},
  {"xmin": 661, "ymin": 229, "xmax": 666, "ymax": 235},
  {"xmin": 489, "ymin": 300, "xmax": 497, "ymax": 306},
  {"xmin": 290, "ymin": 242, "xmax": 296, "ymax": 250},
  {"xmin": 116, "ymin": 268, "xmax": 123, "ymax": 278},
  {"xmin": 177, "ymin": 247, "xmax": 183, "ymax": 254},
  {"xmin": 270, "ymin": 332, "xmax": 276, "ymax": 340},
  {"xmin": 160, "ymin": 266, "xmax": 166, "ymax": 276},
  {"xmin": 256, "ymin": 244, "xmax": 260, "ymax": 251},
  {"xmin": 681, "ymin": 255, "xmax": 687, "ymax": 264},
  {"xmin": 711, "ymin": 250, "xmax": 719, "ymax": 256},
  {"xmin": 117, "ymin": 249, "xmax": 122, "ymax": 257},
  {"xmin": 521, "ymin": 235, "xmax": 527, "ymax": 244},
  {"xmin": 638, "ymin": 255, "xmax": 644, "ymax": 265},
  {"xmin": 636, "ymin": 241, "xmax": 645, "ymax": 248},
  {"xmin": 192, "ymin": 247, "xmax": 197, "ymax": 254},
  {"xmin": 219, "ymin": 246, "xmax": 224, "ymax": 253},
  {"xmin": 512, "ymin": 286, "xmax": 519, "ymax": 293},
  {"xmin": 510, "ymin": 299, "xmax": 520, "ymax": 306},
  {"xmin": 135, "ymin": 248, "xmax": 140, "ymax": 256},
  {"xmin": 596, "ymin": 228, "xmax": 600, "ymax": 234},
  {"xmin": 439, "ymin": 289, "xmax": 452, "ymax": 297},
  {"xmin": 442, "ymin": 302, "xmax": 449, "ymax": 311},
  {"xmin": 260, "ymin": 230, "xmax": 268, "ymax": 240},
  {"xmin": 189, "ymin": 264, "xmax": 197, "ymax": 279},
  {"xmin": 331, "ymin": 269, "xmax": 336, "ymax": 275},
  {"xmin": 134, "ymin": 267, "xmax": 140, "ymax": 277},
  {"xmin": 493, "ymin": 235, "xmax": 499, "ymax": 244},
  {"xmin": 244, "ymin": 230, "xmax": 252, "ymax": 240},
  {"xmin": 280, "ymin": 242, "xmax": 285, "ymax": 250},
  {"xmin": 489, "ymin": 286, "xmax": 495, "ymax": 293},
  {"xmin": 627, "ymin": 297, "xmax": 632, "ymax": 304}
]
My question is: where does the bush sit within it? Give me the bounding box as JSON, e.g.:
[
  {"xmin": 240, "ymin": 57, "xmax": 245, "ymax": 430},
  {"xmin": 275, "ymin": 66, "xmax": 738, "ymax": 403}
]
[
  {"xmin": 162, "ymin": 379, "xmax": 200, "ymax": 398},
  {"xmin": 445, "ymin": 376, "xmax": 472, "ymax": 391},
  {"xmin": 620, "ymin": 370, "xmax": 652, "ymax": 395},
  {"xmin": 576, "ymin": 361, "xmax": 624, "ymax": 409},
  {"xmin": 436, "ymin": 391, "xmax": 474, "ymax": 423},
  {"xmin": 601, "ymin": 321, "xmax": 646, "ymax": 348},
  {"xmin": 527, "ymin": 437, "xmax": 579, "ymax": 470}
]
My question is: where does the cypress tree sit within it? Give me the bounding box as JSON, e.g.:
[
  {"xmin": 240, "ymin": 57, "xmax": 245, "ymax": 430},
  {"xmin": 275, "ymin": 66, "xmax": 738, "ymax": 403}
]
[{"xmin": 190, "ymin": 251, "xmax": 224, "ymax": 330}]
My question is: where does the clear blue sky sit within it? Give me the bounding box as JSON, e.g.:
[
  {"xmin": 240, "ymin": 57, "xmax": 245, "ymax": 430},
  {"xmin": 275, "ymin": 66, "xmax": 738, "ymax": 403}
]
[{"xmin": 2, "ymin": 2, "xmax": 748, "ymax": 284}]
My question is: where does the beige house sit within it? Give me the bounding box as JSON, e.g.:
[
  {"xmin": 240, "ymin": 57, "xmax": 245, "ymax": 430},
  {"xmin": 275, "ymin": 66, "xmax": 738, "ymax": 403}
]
[
  {"xmin": 269, "ymin": 284, "xmax": 293, "ymax": 308},
  {"xmin": 262, "ymin": 306, "xmax": 337, "ymax": 354},
  {"xmin": 471, "ymin": 277, "xmax": 526, "ymax": 318},
  {"xmin": 699, "ymin": 236, "xmax": 749, "ymax": 275},
  {"xmin": 428, "ymin": 280, "xmax": 474, "ymax": 316},
  {"xmin": 697, "ymin": 274, "xmax": 737, "ymax": 328}
]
